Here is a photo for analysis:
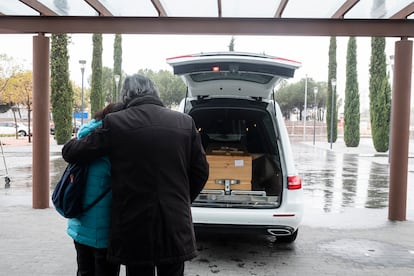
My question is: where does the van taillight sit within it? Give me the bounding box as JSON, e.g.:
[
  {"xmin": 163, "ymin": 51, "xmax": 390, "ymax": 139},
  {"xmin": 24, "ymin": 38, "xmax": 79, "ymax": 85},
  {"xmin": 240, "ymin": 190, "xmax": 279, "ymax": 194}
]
[{"xmin": 288, "ymin": 176, "xmax": 302, "ymax": 190}]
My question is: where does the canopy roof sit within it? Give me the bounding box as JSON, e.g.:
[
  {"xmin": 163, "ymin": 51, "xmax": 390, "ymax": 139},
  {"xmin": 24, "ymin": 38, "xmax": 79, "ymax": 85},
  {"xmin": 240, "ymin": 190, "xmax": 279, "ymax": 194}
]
[{"xmin": 0, "ymin": 0, "xmax": 414, "ymax": 37}]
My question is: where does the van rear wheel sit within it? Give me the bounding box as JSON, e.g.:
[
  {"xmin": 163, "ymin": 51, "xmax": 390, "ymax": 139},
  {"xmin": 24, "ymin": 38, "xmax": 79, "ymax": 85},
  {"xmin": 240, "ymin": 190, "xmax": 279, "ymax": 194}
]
[{"xmin": 276, "ymin": 229, "xmax": 298, "ymax": 243}]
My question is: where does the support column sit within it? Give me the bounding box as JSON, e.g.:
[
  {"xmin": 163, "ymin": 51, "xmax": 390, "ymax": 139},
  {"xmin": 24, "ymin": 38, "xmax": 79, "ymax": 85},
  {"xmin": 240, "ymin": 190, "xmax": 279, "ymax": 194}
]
[
  {"xmin": 32, "ymin": 34, "xmax": 50, "ymax": 209},
  {"xmin": 388, "ymin": 38, "xmax": 413, "ymax": 221}
]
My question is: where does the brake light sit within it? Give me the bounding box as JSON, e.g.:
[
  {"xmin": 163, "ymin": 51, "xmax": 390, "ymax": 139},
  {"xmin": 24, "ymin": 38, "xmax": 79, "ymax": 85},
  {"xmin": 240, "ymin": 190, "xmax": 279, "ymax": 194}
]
[
  {"xmin": 273, "ymin": 57, "xmax": 302, "ymax": 65},
  {"xmin": 212, "ymin": 66, "xmax": 220, "ymax": 72},
  {"xmin": 287, "ymin": 176, "xmax": 302, "ymax": 190},
  {"xmin": 166, "ymin": 54, "xmax": 195, "ymax": 61}
]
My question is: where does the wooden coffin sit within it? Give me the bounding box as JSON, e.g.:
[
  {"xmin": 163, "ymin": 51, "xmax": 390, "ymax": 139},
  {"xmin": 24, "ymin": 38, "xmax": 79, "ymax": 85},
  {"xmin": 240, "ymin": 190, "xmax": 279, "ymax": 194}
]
[{"xmin": 205, "ymin": 154, "xmax": 252, "ymax": 191}]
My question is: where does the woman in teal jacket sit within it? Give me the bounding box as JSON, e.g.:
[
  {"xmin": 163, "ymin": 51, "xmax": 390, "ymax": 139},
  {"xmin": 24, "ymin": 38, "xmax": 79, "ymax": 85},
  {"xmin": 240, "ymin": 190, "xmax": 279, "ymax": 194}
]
[{"xmin": 67, "ymin": 103, "xmax": 123, "ymax": 276}]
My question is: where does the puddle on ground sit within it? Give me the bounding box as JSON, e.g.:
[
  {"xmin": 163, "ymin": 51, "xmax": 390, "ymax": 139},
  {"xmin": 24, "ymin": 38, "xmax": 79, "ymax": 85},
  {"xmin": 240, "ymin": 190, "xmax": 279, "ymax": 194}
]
[
  {"xmin": 319, "ymin": 238, "xmax": 414, "ymax": 267},
  {"xmin": 0, "ymin": 157, "xmax": 67, "ymax": 190},
  {"xmin": 291, "ymin": 142, "xmax": 414, "ymax": 212}
]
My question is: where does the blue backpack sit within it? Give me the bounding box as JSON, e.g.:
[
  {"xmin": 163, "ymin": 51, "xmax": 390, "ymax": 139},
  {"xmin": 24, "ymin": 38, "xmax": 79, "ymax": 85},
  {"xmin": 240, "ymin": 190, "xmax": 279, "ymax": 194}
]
[{"xmin": 52, "ymin": 162, "xmax": 109, "ymax": 218}]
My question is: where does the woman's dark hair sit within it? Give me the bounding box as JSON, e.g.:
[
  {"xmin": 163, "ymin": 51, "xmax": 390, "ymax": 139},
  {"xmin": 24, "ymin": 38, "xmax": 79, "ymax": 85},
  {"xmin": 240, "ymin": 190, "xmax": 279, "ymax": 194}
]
[{"xmin": 93, "ymin": 102, "xmax": 124, "ymax": 120}]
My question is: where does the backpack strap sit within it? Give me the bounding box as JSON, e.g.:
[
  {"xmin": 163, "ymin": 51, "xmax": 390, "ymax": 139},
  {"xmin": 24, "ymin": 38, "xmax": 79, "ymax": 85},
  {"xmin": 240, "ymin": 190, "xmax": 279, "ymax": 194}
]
[{"xmin": 82, "ymin": 187, "xmax": 111, "ymax": 213}]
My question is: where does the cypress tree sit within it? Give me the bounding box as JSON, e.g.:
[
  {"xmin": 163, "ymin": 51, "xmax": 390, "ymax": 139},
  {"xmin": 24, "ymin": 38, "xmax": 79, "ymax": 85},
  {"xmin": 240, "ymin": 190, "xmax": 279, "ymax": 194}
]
[
  {"xmin": 369, "ymin": 37, "xmax": 391, "ymax": 152},
  {"xmin": 327, "ymin": 36, "xmax": 337, "ymax": 143},
  {"xmin": 344, "ymin": 37, "xmax": 360, "ymax": 147},
  {"xmin": 50, "ymin": 34, "xmax": 73, "ymax": 145},
  {"xmin": 228, "ymin": 36, "xmax": 235, "ymax": 51},
  {"xmin": 113, "ymin": 34, "xmax": 122, "ymax": 102},
  {"xmin": 91, "ymin": 33, "xmax": 103, "ymax": 116}
]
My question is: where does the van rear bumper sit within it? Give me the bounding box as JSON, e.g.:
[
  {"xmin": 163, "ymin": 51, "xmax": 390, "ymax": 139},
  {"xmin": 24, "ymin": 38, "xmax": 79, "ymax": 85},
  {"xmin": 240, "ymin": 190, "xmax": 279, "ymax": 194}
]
[
  {"xmin": 194, "ymin": 223, "xmax": 295, "ymax": 236},
  {"xmin": 191, "ymin": 205, "xmax": 302, "ymax": 234}
]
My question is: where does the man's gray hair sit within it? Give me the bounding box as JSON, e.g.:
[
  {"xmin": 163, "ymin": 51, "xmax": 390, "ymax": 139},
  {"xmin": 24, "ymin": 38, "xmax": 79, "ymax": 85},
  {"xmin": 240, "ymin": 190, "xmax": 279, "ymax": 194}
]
[{"xmin": 121, "ymin": 74, "xmax": 160, "ymax": 104}]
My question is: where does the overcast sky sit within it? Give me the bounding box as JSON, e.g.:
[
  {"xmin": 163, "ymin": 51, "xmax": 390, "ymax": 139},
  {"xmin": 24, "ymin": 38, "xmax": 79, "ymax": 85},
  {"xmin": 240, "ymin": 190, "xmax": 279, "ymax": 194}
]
[{"xmin": 0, "ymin": 34, "xmax": 399, "ymax": 112}]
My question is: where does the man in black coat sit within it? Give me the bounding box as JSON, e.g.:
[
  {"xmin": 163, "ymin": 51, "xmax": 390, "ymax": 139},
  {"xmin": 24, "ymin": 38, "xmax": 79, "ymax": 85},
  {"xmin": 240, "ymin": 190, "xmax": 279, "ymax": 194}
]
[{"xmin": 62, "ymin": 74, "xmax": 209, "ymax": 276}]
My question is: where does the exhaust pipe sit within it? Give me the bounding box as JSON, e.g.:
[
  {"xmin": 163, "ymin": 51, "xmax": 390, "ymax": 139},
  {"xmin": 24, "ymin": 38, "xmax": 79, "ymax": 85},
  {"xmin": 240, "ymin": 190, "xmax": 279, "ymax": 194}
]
[{"xmin": 267, "ymin": 229, "xmax": 291, "ymax": 236}]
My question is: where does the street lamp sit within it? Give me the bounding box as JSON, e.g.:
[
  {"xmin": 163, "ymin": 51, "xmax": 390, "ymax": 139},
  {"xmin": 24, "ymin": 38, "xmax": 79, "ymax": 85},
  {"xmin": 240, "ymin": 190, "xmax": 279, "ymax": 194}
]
[
  {"xmin": 389, "ymin": 54, "xmax": 395, "ymax": 82},
  {"xmin": 313, "ymin": 87, "xmax": 318, "ymax": 145},
  {"xmin": 330, "ymin": 78, "xmax": 336, "ymax": 150},
  {"xmin": 303, "ymin": 74, "xmax": 308, "ymax": 141},
  {"xmin": 79, "ymin": 60, "xmax": 86, "ymax": 125},
  {"xmin": 114, "ymin": 74, "xmax": 120, "ymax": 102}
]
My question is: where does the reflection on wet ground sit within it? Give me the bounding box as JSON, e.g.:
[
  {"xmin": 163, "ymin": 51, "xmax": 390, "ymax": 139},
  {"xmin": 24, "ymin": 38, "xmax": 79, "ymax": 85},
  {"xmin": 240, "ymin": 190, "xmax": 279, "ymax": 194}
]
[
  {"xmin": 291, "ymin": 142, "xmax": 413, "ymax": 213},
  {"xmin": 0, "ymin": 150, "xmax": 67, "ymax": 190}
]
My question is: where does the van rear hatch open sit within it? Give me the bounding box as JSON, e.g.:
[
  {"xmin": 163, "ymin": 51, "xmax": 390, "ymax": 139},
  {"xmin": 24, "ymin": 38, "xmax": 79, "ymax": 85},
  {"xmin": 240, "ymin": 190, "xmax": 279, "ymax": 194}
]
[{"xmin": 167, "ymin": 52, "xmax": 301, "ymax": 99}]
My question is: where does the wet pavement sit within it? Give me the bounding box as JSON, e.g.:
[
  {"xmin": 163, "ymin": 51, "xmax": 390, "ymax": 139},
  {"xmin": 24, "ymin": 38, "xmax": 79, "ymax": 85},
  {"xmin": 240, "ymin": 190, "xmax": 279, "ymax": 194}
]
[
  {"xmin": 294, "ymin": 142, "xmax": 392, "ymax": 212},
  {"xmin": 0, "ymin": 136, "xmax": 414, "ymax": 275},
  {"xmin": 297, "ymin": 139, "xmax": 413, "ymax": 217}
]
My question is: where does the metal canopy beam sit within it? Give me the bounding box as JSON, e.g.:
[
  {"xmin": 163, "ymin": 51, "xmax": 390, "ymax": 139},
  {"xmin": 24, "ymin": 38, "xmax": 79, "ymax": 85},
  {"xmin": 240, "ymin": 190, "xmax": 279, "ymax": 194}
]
[
  {"xmin": 217, "ymin": 0, "xmax": 222, "ymax": 18},
  {"xmin": 332, "ymin": 0, "xmax": 360, "ymax": 19},
  {"xmin": 19, "ymin": 0, "xmax": 57, "ymax": 16},
  {"xmin": 391, "ymin": 2, "xmax": 414, "ymax": 19},
  {"xmin": 274, "ymin": 0, "xmax": 289, "ymax": 18},
  {"xmin": 84, "ymin": 0, "xmax": 113, "ymax": 16},
  {"xmin": 150, "ymin": 0, "xmax": 167, "ymax": 17},
  {"xmin": 0, "ymin": 17, "xmax": 413, "ymax": 37}
]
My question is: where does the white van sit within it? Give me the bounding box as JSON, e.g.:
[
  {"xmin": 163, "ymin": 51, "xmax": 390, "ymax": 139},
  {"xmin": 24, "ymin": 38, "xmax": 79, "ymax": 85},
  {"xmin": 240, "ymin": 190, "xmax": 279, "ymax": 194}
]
[{"xmin": 167, "ymin": 52, "xmax": 303, "ymax": 242}]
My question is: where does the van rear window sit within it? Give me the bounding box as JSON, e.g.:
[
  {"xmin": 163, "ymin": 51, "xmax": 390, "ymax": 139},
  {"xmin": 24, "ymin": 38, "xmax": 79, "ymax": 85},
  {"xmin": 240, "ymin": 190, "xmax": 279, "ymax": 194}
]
[
  {"xmin": 191, "ymin": 107, "xmax": 277, "ymax": 155},
  {"xmin": 190, "ymin": 72, "xmax": 273, "ymax": 84}
]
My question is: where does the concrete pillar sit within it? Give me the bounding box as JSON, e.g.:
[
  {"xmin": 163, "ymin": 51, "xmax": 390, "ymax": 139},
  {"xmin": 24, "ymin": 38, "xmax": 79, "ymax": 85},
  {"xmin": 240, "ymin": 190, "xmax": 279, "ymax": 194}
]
[
  {"xmin": 32, "ymin": 34, "xmax": 50, "ymax": 209},
  {"xmin": 388, "ymin": 38, "xmax": 413, "ymax": 221}
]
